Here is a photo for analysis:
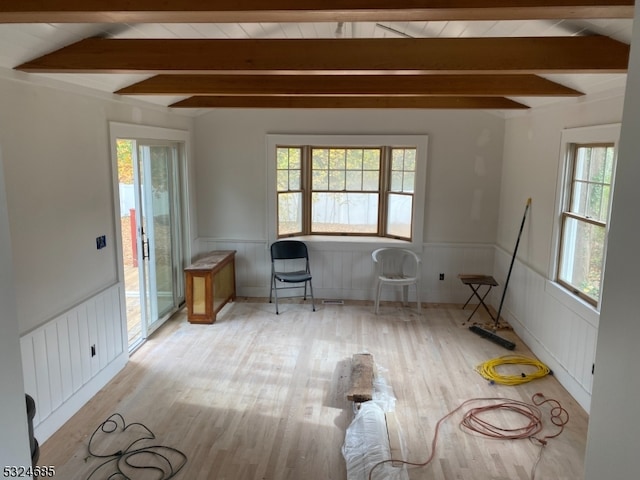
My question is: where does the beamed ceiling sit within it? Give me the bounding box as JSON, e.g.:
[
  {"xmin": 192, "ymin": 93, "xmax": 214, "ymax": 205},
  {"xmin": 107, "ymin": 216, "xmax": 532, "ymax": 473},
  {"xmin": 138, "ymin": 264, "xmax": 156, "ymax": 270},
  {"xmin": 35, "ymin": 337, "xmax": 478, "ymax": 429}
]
[{"xmin": 0, "ymin": 1, "xmax": 635, "ymax": 113}]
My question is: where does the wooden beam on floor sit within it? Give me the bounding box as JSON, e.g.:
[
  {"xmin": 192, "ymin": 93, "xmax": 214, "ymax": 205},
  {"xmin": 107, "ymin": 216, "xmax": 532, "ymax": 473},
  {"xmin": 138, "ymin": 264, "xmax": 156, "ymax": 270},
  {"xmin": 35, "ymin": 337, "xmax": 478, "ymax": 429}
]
[
  {"xmin": 347, "ymin": 353, "xmax": 375, "ymax": 403},
  {"xmin": 169, "ymin": 95, "xmax": 530, "ymax": 109},
  {"xmin": 116, "ymin": 74, "xmax": 583, "ymax": 97},
  {"xmin": 15, "ymin": 37, "xmax": 630, "ymax": 75},
  {"xmin": 0, "ymin": 1, "xmax": 633, "ymax": 23}
]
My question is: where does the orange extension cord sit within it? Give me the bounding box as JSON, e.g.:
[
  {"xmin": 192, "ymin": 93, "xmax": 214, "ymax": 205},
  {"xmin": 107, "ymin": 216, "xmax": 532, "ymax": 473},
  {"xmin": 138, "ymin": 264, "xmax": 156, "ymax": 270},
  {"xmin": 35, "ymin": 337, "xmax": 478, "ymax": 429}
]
[{"xmin": 368, "ymin": 393, "xmax": 569, "ymax": 480}]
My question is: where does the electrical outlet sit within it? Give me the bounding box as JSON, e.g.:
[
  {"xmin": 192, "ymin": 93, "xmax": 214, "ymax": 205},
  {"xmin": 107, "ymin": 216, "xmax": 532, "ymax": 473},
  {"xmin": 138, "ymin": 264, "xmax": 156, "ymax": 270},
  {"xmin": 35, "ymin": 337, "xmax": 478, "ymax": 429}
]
[
  {"xmin": 439, "ymin": 273, "xmax": 445, "ymax": 280},
  {"xmin": 96, "ymin": 235, "xmax": 106, "ymax": 249}
]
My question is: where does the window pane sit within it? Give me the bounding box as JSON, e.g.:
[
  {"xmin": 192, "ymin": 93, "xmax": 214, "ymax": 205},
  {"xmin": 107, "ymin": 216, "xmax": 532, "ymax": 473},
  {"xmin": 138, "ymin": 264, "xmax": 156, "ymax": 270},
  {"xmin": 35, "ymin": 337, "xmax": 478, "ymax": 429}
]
[
  {"xmin": 601, "ymin": 185, "xmax": 611, "ymax": 220},
  {"xmin": 390, "ymin": 148, "xmax": 417, "ymax": 194},
  {"xmin": 277, "ymin": 147, "xmax": 301, "ymax": 169},
  {"xmin": 404, "ymin": 149, "xmax": 416, "ymax": 171},
  {"xmin": 346, "ymin": 149, "xmax": 363, "ymax": 169},
  {"xmin": 312, "ymin": 149, "xmax": 328, "ymax": 169},
  {"xmin": 570, "ymin": 145, "xmax": 615, "ymax": 221},
  {"xmin": 604, "ymin": 147, "xmax": 615, "ymax": 183},
  {"xmin": 588, "ymin": 146, "xmax": 607, "ymax": 182},
  {"xmin": 574, "ymin": 147, "xmax": 590, "ymax": 181},
  {"xmin": 586, "ymin": 183, "xmax": 603, "ymax": 220},
  {"xmin": 277, "ymin": 147, "xmax": 301, "ymax": 193},
  {"xmin": 276, "ymin": 141, "xmax": 419, "ymax": 240},
  {"xmin": 558, "ymin": 216, "xmax": 606, "ymax": 303},
  {"xmin": 288, "ymin": 148, "xmax": 301, "ymax": 169},
  {"xmin": 403, "ymin": 172, "xmax": 416, "ymax": 193},
  {"xmin": 329, "ymin": 149, "xmax": 346, "ymax": 170},
  {"xmin": 392, "ymin": 149, "xmax": 405, "ymax": 170},
  {"xmin": 570, "ymin": 180, "xmax": 588, "ymax": 215},
  {"xmin": 278, "ymin": 192, "xmax": 302, "ymax": 235},
  {"xmin": 387, "ymin": 193, "xmax": 413, "ymax": 239},
  {"xmin": 363, "ymin": 149, "xmax": 381, "ymax": 169},
  {"xmin": 277, "ymin": 170, "xmax": 289, "ymax": 192},
  {"xmin": 346, "ymin": 170, "xmax": 362, "ymax": 190},
  {"xmin": 391, "ymin": 171, "xmax": 403, "ymax": 192},
  {"xmin": 311, "ymin": 193, "xmax": 378, "ymax": 233},
  {"xmin": 288, "ymin": 170, "xmax": 301, "ymax": 190},
  {"xmin": 329, "ymin": 170, "xmax": 345, "ymax": 191},
  {"xmin": 363, "ymin": 170, "xmax": 379, "ymax": 190},
  {"xmin": 313, "ymin": 169, "xmax": 327, "ymax": 190},
  {"xmin": 276, "ymin": 147, "xmax": 290, "ymax": 169}
]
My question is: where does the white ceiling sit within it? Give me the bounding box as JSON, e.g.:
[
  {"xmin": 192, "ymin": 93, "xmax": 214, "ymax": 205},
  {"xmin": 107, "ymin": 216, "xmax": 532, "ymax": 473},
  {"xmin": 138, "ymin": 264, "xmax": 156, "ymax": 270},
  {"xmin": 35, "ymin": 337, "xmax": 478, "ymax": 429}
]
[{"xmin": 0, "ymin": 17, "xmax": 633, "ymax": 112}]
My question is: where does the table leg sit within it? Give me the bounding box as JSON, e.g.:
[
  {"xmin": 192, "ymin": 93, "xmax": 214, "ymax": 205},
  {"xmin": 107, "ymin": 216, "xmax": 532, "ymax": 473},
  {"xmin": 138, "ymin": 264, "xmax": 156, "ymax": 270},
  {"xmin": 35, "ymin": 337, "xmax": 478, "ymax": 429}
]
[{"xmin": 463, "ymin": 284, "xmax": 496, "ymax": 322}]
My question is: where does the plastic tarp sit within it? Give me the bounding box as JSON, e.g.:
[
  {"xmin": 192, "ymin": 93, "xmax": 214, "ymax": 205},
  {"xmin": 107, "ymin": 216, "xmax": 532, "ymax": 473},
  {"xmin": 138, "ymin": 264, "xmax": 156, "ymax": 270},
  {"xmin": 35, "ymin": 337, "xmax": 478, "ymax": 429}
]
[{"xmin": 342, "ymin": 369, "xmax": 409, "ymax": 480}]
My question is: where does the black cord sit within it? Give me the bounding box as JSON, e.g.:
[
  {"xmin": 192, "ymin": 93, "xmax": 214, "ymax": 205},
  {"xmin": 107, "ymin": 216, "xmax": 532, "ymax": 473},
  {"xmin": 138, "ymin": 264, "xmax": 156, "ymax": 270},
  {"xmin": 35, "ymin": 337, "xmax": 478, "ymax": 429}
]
[{"xmin": 85, "ymin": 413, "xmax": 187, "ymax": 480}]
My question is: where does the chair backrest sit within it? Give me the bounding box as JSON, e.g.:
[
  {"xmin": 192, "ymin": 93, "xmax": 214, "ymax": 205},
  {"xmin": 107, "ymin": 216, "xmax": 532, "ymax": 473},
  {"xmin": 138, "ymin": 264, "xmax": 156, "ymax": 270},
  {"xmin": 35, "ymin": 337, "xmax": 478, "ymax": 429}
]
[
  {"xmin": 271, "ymin": 240, "xmax": 309, "ymax": 261},
  {"xmin": 372, "ymin": 248, "xmax": 421, "ymax": 278}
]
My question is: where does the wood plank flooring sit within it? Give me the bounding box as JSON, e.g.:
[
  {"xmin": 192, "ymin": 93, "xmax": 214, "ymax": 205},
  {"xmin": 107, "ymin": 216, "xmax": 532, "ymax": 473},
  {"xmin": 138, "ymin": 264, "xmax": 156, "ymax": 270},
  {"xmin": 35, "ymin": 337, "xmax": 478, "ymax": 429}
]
[{"xmin": 38, "ymin": 299, "xmax": 588, "ymax": 480}]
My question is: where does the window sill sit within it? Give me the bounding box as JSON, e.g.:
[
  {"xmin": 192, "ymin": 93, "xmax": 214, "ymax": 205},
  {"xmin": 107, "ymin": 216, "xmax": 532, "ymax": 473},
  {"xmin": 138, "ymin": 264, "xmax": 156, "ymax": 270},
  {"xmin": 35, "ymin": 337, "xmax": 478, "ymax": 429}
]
[{"xmin": 289, "ymin": 235, "xmax": 415, "ymax": 251}]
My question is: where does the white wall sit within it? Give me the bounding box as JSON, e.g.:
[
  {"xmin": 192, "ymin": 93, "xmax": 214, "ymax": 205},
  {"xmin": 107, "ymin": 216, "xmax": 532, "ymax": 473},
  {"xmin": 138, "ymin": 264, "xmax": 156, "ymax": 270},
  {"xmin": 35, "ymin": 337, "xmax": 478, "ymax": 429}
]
[
  {"xmin": 499, "ymin": 94, "xmax": 624, "ymax": 274},
  {"xmin": 496, "ymin": 92, "xmax": 626, "ymax": 412},
  {"xmin": 194, "ymin": 109, "xmax": 506, "ymax": 305},
  {"xmin": 0, "ymin": 73, "xmax": 194, "ymax": 335},
  {"xmin": 194, "ymin": 108, "xmax": 505, "ymax": 245},
  {"xmin": 0, "ymin": 70, "xmax": 196, "ymax": 445},
  {"xmin": 0, "ymin": 144, "xmax": 31, "ymax": 468},
  {"xmin": 584, "ymin": 3, "xmax": 640, "ymax": 476}
]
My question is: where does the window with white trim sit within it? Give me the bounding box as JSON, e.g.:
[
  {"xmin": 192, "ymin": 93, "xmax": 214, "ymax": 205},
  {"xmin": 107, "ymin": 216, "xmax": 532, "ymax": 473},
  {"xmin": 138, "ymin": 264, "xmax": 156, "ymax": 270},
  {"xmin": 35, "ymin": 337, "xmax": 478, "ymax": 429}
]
[
  {"xmin": 556, "ymin": 127, "xmax": 618, "ymax": 307},
  {"xmin": 268, "ymin": 134, "xmax": 428, "ymax": 245}
]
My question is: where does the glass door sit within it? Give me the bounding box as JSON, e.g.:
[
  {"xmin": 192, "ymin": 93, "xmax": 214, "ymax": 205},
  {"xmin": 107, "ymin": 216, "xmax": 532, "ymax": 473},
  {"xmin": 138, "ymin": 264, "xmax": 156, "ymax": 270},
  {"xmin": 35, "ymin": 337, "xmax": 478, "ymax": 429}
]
[
  {"xmin": 136, "ymin": 142, "xmax": 183, "ymax": 337},
  {"xmin": 117, "ymin": 139, "xmax": 184, "ymax": 352}
]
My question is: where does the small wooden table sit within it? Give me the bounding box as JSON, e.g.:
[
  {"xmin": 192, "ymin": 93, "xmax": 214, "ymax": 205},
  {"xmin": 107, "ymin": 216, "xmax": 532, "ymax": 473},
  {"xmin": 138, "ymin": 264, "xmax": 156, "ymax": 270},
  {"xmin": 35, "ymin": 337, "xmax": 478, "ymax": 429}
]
[
  {"xmin": 185, "ymin": 250, "xmax": 236, "ymax": 324},
  {"xmin": 458, "ymin": 274, "xmax": 498, "ymax": 322}
]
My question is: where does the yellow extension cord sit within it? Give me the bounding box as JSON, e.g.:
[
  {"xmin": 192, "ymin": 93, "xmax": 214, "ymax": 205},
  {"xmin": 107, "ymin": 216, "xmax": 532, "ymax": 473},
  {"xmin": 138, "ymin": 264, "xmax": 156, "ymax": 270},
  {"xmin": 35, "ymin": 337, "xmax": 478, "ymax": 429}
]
[{"xmin": 475, "ymin": 355, "xmax": 551, "ymax": 385}]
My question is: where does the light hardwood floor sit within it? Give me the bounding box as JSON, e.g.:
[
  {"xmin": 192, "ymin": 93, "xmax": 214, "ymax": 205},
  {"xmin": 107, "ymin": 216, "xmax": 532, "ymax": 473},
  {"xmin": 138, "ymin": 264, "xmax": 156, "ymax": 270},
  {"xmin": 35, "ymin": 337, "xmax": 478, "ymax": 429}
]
[{"xmin": 38, "ymin": 299, "xmax": 588, "ymax": 480}]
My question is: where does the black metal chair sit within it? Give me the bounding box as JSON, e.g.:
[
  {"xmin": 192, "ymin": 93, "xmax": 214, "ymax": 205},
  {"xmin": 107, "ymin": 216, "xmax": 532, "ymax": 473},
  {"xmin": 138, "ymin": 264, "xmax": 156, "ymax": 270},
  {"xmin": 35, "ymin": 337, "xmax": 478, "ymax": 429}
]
[{"xmin": 269, "ymin": 240, "xmax": 316, "ymax": 314}]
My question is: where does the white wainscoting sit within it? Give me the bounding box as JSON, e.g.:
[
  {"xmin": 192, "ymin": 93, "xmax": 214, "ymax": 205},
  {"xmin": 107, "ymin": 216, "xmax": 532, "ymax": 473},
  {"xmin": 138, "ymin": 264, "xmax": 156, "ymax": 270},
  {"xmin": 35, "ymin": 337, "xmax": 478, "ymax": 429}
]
[
  {"xmin": 493, "ymin": 248, "xmax": 598, "ymax": 412},
  {"xmin": 20, "ymin": 284, "xmax": 128, "ymax": 442},
  {"xmin": 198, "ymin": 238, "xmax": 495, "ymax": 304}
]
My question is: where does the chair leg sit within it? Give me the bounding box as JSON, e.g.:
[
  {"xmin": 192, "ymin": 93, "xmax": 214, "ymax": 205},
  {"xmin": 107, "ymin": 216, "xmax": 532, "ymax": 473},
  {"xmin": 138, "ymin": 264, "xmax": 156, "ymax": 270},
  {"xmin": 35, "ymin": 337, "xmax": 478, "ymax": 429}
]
[
  {"xmin": 308, "ymin": 280, "xmax": 316, "ymax": 312},
  {"xmin": 374, "ymin": 281, "xmax": 382, "ymax": 314},
  {"xmin": 415, "ymin": 282, "xmax": 421, "ymax": 313},
  {"xmin": 402, "ymin": 285, "xmax": 409, "ymax": 306},
  {"xmin": 269, "ymin": 274, "xmax": 274, "ymax": 303},
  {"xmin": 274, "ymin": 281, "xmax": 279, "ymax": 315}
]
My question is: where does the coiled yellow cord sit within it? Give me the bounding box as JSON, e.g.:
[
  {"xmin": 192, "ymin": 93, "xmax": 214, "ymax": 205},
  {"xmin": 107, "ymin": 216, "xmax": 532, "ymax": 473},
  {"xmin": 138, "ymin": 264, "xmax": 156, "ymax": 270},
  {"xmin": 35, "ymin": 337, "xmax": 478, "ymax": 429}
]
[{"xmin": 475, "ymin": 355, "xmax": 551, "ymax": 385}]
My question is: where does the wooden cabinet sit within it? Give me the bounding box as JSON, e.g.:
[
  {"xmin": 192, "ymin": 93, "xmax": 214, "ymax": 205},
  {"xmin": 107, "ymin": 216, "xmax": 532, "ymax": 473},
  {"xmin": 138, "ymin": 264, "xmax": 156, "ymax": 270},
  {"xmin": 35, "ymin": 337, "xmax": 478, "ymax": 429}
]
[{"xmin": 185, "ymin": 250, "xmax": 236, "ymax": 324}]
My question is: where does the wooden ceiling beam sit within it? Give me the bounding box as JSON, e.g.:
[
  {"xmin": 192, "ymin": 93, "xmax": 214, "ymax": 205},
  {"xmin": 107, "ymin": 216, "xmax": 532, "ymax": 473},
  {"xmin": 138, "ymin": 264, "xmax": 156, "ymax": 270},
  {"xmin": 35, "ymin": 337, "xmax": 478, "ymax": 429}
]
[
  {"xmin": 0, "ymin": 1, "xmax": 633, "ymax": 23},
  {"xmin": 116, "ymin": 74, "xmax": 583, "ymax": 97},
  {"xmin": 16, "ymin": 37, "xmax": 630, "ymax": 75},
  {"xmin": 169, "ymin": 95, "xmax": 530, "ymax": 109}
]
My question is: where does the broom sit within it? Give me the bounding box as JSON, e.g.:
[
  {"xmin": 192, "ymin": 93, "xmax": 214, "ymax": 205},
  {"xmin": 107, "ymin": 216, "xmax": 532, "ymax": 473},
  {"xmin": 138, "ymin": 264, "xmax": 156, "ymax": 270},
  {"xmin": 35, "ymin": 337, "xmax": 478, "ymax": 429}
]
[{"xmin": 469, "ymin": 198, "xmax": 531, "ymax": 350}]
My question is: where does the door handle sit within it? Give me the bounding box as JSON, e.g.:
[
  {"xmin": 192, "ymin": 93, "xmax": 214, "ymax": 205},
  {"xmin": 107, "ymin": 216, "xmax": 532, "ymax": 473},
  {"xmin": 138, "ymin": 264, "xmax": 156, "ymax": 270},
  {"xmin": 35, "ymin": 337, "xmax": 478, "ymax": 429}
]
[{"xmin": 141, "ymin": 228, "xmax": 150, "ymax": 260}]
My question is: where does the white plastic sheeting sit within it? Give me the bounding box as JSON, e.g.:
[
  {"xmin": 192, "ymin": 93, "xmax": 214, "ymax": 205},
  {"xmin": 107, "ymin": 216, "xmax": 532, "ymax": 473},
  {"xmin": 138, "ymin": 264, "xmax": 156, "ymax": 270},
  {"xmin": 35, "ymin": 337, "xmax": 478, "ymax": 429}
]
[{"xmin": 342, "ymin": 367, "xmax": 409, "ymax": 480}]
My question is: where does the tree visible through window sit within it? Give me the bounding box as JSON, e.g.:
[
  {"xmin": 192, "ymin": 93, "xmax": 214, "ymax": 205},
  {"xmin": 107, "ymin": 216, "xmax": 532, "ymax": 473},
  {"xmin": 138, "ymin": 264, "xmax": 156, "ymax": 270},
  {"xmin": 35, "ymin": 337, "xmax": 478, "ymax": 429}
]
[
  {"xmin": 311, "ymin": 147, "xmax": 380, "ymax": 234},
  {"xmin": 276, "ymin": 144, "xmax": 417, "ymax": 240},
  {"xmin": 276, "ymin": 147, "xmax": 302, "ymax": 236},
  {"xmin": 558, "ymin": 143, "xmax": 615, "ymax": 305}
]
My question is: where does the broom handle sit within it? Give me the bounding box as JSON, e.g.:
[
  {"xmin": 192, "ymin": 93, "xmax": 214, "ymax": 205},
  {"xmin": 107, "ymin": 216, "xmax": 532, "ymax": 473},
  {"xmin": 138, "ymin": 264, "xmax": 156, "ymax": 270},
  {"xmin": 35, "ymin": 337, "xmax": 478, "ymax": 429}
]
[{"xmin": 494, "ymin": 198, "xmax": 531, "ymax": 328}]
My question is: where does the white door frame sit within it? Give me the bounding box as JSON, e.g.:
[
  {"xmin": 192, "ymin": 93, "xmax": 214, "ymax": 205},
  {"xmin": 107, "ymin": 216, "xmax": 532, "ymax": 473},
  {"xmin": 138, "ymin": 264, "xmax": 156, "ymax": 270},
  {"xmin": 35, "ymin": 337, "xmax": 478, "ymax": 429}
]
[{"xmin": 109, "ymin": 122, "xmax": 194, "ymax": 350}]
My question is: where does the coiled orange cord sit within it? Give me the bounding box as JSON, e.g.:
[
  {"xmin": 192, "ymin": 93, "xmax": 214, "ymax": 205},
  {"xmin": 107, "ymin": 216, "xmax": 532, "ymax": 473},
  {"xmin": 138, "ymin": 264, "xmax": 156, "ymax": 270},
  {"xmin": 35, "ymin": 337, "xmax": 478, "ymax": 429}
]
[{"xmin": 367, "ymin": 393, "xmax": 569, "ymax": 480}]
